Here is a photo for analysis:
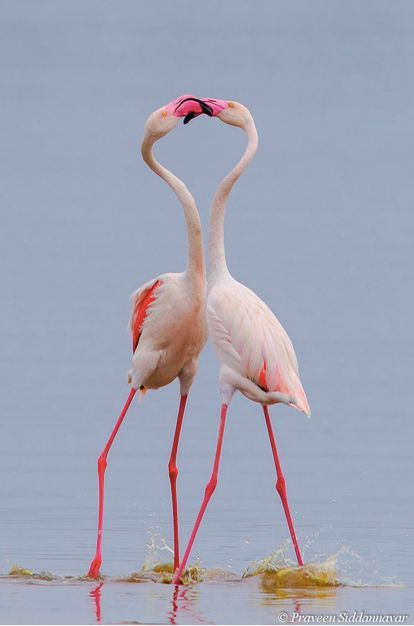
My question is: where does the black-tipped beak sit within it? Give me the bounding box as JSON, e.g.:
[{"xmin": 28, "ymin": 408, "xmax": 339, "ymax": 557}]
[
  {"xmin": 177, "ymin": 98, "xmax": 214, "ymax": 125},
  {"xmin": 199, "ymin": 100, "xmax": 214, "ymax": 116},
  {"xmin": 183, "ymin": 111, "xmax": 197, "ymax": 125}
]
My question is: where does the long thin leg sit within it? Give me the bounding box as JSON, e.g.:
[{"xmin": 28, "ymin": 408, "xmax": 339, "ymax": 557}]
[
  {"xmin": 87, "ymin": 388, "xmax": 137, "ymax": 578},
  {"xmin": 168, "ymin": 394, "xmax": 188, "ymax": 571},
  {"xmin": 172, "ymin": 404, "xmax": 228, "ymax": 585},
  {"xmin": 263, "ymin": 405, "xmax": 303, "ymax": 566}
]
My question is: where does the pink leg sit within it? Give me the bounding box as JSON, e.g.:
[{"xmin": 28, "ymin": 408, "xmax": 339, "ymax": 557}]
[
  {"xmin": 87, "ymin": 388, "xmax": 136, "ymax": 578},
  {"xmin": 263, "ymin": 405, "xmax": 303, "ymax": 566},
  {"xmin": 168, "ymin": 394, "xmax": 188, "ymax": 571},
  {"xmin": 172, "ymin": 404, "xmax": 228, "ymax": 585}
]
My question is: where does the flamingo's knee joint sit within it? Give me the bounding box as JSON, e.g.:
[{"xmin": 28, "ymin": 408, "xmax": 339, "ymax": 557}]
[
  {"xmin": 168, "ymin": 461, "xmax": 178, "ymax": 481},
  {"xmin": 276, "ymin": 476, "xmax": 286, "ymax": 496},
  {"xmin": 98, "ymin": 454, "xmax": 107, "ymax": 473},
  {"xmin": 205, "ymin": 478, "xmax": 217, "ymax": 498}
]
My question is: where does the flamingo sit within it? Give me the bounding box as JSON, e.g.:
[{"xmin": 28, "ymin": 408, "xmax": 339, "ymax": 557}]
[
  {"xmin": 87, "ymin": 95, "xmax": 213, "ymax": 578},
  {"xmin": 173, "ymin": 99, "xmax": 311, "ymax": 584}
]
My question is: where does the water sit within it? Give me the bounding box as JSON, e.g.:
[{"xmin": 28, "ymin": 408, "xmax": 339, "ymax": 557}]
[
  {"xmin": 1, "ymin": 1, "xmax": 414, "ymax": 623},
  {"xmin": 0, "ymin": 550, "xmax": 412, "ymax": 624}
]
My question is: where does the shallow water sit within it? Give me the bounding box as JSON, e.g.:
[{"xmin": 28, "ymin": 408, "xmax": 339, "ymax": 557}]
[
  {"xmin": 0, "ymin": 579, "xmax": 412, "ymax": 626},
  {"xmin": 0, "ymin": 543, "xmax": 412, "ymax": 623},
  {"xmin": 0, "ymin": 554, "xmax": 412, "ymax": 625},
  {"xmin": 1, "ymin": 1, "xmax": 414, "ymax": 624}
]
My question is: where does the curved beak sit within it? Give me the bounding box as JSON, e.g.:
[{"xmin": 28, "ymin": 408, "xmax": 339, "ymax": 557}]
[
  {"xmin": 174, "ymin": 97, "xmax": 214, "ymax": 124},
  {"xmin": 199, "ymin": 98, "xmax": 229, "ymax": 118}
]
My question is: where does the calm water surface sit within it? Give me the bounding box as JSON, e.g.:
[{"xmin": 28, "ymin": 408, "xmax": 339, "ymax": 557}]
[{"xmin": 1, "ymin": 1, "xmax": 413, "ymax": 623}]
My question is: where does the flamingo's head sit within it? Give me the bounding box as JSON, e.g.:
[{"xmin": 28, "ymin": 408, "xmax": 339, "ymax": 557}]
[
  {"xmin": 143, "ymin": 95, "xmax": 214, "ymax": 142},
  {"xmin": 200, "ymin": 98, "xmax": 252, "ymax": 129}
]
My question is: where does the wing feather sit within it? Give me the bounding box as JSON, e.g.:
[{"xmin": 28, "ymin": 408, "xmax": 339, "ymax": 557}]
[
  {"xmin": 130, "ymin": 279, "xmax": 162, "ymax": 352},
  {"xmin": 208, "ymin": 278, "xmax": 309, "ymax": 413}
]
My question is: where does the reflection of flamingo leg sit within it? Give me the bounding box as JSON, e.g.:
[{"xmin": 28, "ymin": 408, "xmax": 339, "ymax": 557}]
[
  {"xmin": 169, "ymin": 586, "xmax": 203, "ymax": 625},
  {"xmin": 169, "ymin": 584, "xmax": 179, "ymax": 625},
  {"xmin": 89, "ymin": 582, "xmax": 104, "ymax": 623}
]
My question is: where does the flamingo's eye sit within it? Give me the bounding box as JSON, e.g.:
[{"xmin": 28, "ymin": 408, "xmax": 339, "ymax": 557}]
[
  {"xmin": 161, "ymin": 111, "xmax": 167, "ymax": 118},
  {"xmin": 228, "ymin": 102, "xmax": 235, "ymax": 108}
]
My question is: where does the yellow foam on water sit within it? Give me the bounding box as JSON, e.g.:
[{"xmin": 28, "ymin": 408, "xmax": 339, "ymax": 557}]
[
  {"xmin": 260, "ymin": 563, "xmax": 340, "ymax": 589},
  {"xmin": 151, "ymin": 562, "xmax": 205, "ymax": 585},
  {"xmin": 7, "ymin": 565, "xmax": 55, "ymax": 581},
  {"xmin": 7, "ymin": 545, "xmax": 396, "ymax": 589},
  {"xmin": 119, "ymin": 562, "xmax": 205, "ymax": 585},
  {"xmin": 243, "ymin": 546, "xmax": 340, "ymax": 589},
  {"xmin": 8, "ymin": 565, "xmax": 34, "ymax": 578},
  {"xmin": 152, "ymin": 562, "xmax": 175, "ymax": 574}
]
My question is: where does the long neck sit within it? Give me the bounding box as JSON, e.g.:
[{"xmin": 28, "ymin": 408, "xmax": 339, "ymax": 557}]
[
  {"xmin": 141, "ymin": 139, "xmax": 205, "ymax": 282},
  {"xmin": 209, "ymin": 116, "xmax": 258, "ymax": 279}
]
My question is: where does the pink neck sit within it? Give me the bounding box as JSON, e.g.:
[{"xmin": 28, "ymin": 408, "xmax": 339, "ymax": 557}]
[
  {"xmin": 208, "ymin": 115, "xmax": 258, "ymax": 280},
  {"xmin": 141, "ymin": 139, "xmax": 205, "ymax": 283}
]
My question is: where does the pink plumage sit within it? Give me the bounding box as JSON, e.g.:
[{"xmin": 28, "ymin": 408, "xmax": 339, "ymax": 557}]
[
  {"xmin": 173, "ymin": 98, "xmax": 310, "ymax": 585},
  {"xmin": 88, "ymin": 96, "xmax": 209, "ymax": 580}
]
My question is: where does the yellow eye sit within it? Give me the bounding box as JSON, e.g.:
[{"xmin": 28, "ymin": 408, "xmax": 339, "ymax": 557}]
[
  {"xmin": 228, "ymin": 102, "xmax": 235, "ymax": 108},
  {"xmin": 161, "ymin": 110, "xmax": 167, "ymax": 118}
]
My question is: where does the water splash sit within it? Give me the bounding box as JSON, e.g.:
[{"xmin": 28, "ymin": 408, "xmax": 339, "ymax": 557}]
[
  {"xmin": 243, "ymin": 538, "xmax": 296, "ymax": 577},
  {"xmin": 243, "ymin": 541, "xmax": 338, "ymax": 588},
  {"xmin": 121, "ymin": 531, "xmax": 206, "ymax": 584},
  {"xmin": 243, "ymin": 544, "xmax": 403, "ymax": 589},
  {"xmin": 2, "ymin": 542, "xmax": 403, "ymax": 588},
  {"xmin": 328, "ymin": 546, "xmax": 402, "ymax": 588},
  {"xmin": 140, "ymin": 531, "xmax": 174, "ymax": 573}
]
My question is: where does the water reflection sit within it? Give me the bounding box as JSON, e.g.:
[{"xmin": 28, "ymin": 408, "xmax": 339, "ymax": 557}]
[
  {"xmin": 86, "ymin": 577, "xmax": 206, "ymax": 625},
  {"xmin": 168, "ymin": 585, "xmax": 181, "ymax": 625},
  {"xmin": 168, "ymin": 584, "xmax": 209, "ymax": 625},
  {"xmin": 89, "ymin": 582, "xmax": 103, "ymax": 623},
  {"xmin": 59, "ymin": 553, "xmax": 403, "ymax": 625},
  {"xmin": 258, "ymin": 573, "xmax": 339, "ymax": 617}
]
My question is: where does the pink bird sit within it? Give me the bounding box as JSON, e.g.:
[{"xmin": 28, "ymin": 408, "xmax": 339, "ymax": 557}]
[
  {"xmin": 87, "ymin": 96, "xmax": 213, "ymax": 579},
  {"xmin": 173, "ymin": 99, "xmax": 311, "ymax": 584}
]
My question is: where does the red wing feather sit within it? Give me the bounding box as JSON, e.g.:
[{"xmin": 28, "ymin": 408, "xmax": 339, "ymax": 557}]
[
  {"xmin": 131, "ymin": 280, "xmax": 161, "ymax": 352},
  {"xmin": 258, "ymin": 359, "xmax": 310, "ymax": 415},
  {"xmin": 258, "ymin": 360, "xmax": 269, "ymax": 391},
  {"xmin": 258, "ymin": 360, "xmax": 287, "ymax": 393}
]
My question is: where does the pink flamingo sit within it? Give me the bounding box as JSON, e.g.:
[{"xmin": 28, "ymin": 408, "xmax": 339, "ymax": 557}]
[
  {"xmin": 88, "ymin": 96, "xmax": 213, "ymax": 578},
  {"xmin": 173, "ymin": 99, "xmax": 311, "ymax": 584}
]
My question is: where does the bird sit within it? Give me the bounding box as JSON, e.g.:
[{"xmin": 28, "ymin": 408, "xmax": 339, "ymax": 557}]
[
  {"xmin": 173, "ymin": 98, "xmax": 310, "ymax": 584},
  {"xmin": 87, "ymin": 95, "xmax": 213, "ymax": 579}
]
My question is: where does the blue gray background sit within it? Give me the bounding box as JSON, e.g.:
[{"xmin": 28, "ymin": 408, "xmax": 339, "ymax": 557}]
[{"xmin": 0, "ymin": 1, "xmax": 413, "ymax": 623}]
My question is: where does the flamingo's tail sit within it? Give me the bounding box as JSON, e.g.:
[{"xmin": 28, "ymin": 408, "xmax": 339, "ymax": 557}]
[{"xmin": 259, "ymin": 362, "xmax": 311, "ymax": 417}]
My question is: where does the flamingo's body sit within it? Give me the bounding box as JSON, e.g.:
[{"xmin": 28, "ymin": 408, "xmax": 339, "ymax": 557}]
[
  {"xmin": 173, "ymin": 99, "xmax": 310, "ymax": 584},
  {"xmin": 208, "ymin": 275, "xmax": 310, "ymax": 413},
  {"xmin": 129, "ymin": 274, "xmax": 206, "ymax": 392},
  {"xmin": 87, "ymin": 96, "xmax": 212, "ymax": 579}
]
